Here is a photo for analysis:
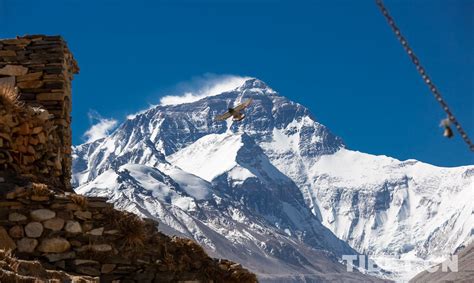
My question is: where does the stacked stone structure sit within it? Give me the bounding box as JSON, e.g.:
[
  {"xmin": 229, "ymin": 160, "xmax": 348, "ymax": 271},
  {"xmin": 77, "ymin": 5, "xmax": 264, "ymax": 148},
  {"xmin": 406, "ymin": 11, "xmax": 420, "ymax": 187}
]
[
  {"xmin": 0, "ymin": 35, "xmax": 78, "ymax": 191},
  {"xmin": 0, "ymin": 35, "xmax": 257, "ymax": 282},
  {"xmin": 0, "ymin": 93, "xmax": 67, "ymax": 191},
  {"xmin": 0, "ymin": 179, "xmax": 256, "ymax": 282}
]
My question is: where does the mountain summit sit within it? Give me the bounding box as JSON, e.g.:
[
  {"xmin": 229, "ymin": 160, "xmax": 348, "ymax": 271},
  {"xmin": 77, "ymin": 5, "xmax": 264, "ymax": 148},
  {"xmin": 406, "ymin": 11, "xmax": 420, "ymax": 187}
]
[{"xmin": 73, "ymin": 78, "xmax": 473, "ymax": 281}]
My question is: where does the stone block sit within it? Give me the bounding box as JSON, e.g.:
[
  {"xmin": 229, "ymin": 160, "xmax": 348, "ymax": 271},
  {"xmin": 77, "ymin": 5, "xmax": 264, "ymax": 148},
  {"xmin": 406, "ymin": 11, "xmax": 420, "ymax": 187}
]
[
  {"xmin": 0, "ymin": 50, "xmax": 17, "ymax": 57},
  {"xmin": 16, "ymin": 71, "xmax": 43, "ymax": 82},
  {"xmin": 43, "ymin": 217, "xmax": 65, "ymax": 231},
  {"xmin": 38, "ymin": 237, "xmax": 70, "ymax": 253},
  {"xmin": 36, "ymin": 92, "xmax": 64, "ymax": 101},
  {"xmin": 45, "ymin": 251, "xmax": 76, "ymax": 262},
  {"xmin": 30, "ymin": 209, "xmax": 56, "ymax": 221},
  {"xmin": 17, "ymin": 80, "xmax": 44, "ymax": 89},
  {"xmin": 25, "ymin": 222, "xmax": 43, "ymax": 238},
  {"xmin": 8, "ymin": 225, "xmax": 24, "ymax": 238},
  {"xmin": 9, "ymin": 212, "xmax": 27, "ymax": 222},
  {"xmin": 74, "ymin": 210, "xmax": 92, "ymax": 220},
  {"xmin": 0, "ymin": 76, "xmax": 15, "ymax": 88},
  {"xmin": 0, "ymin": 64, "xmax": 28, "ymax": 76},
  {"xmin": 17, "ymin": 237, "xmax": 38, "ymax": 253},
  {"xmin": 65, "ymin": 220, "xmax": 82, "ymax": 233},
  {"xmin": 101, "ymin": 264, "xmax": 116, "ymax": 274}
]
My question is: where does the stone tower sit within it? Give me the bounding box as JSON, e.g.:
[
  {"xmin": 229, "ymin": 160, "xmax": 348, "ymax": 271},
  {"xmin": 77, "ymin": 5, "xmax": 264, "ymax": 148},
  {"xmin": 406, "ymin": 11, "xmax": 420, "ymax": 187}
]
[{"xmin": 0, "ymin": 35, "xmax": 79, "ymax": 190}]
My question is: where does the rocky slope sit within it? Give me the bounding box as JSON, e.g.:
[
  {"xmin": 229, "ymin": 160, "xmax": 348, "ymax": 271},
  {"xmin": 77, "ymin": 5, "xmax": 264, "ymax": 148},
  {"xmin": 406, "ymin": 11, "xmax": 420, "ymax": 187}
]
[
  {"xmin": 410, "ymin": 242, "xmax": 474, "ymax": 282},
  {"xmin": 73, "ymin": 78, "xmax": 473, "ymax": 281}
]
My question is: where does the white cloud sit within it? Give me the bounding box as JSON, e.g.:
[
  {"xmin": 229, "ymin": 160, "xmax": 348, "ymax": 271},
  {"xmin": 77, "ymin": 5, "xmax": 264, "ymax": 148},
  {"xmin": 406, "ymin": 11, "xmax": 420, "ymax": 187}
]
[
  {"xmin": 159, "ymin": 74, "xmax": 252, "ymax": 106},
  {"xmin": 83, "ymin": 110, "xmax": 118, "ymax": 143},
  {"xmin": 126, "ymin": 104, "xmax": 157, "ymax": 120}
]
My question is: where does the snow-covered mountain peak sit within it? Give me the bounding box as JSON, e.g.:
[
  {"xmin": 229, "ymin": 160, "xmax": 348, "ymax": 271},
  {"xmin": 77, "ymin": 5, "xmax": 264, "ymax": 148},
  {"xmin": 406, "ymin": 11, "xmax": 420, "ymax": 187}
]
[
  {"xmin": 73, "ymin": 77, "xmax": 472, "ymax": 281},
  {"xmin": 236, "ymin": 78, "xmax": 277, "ymax": 95},
  {"xmin": 168, "ymin": 132, "xmax": 244, "ymax": 182},
  {"xmin": 168, "ymin": 131, "xmax": 289, "ymax": 187}
]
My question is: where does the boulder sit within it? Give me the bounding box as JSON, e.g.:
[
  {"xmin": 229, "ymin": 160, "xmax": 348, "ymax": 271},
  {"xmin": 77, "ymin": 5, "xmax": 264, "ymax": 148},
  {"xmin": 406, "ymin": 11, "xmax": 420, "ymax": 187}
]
[
  {"xmin": 25, "ymin": 222, "xmax": 43, "ymax": 238},
  {"xmin": 101, "ymin": 263, "xmax": 116, "ymax": 274},
  {"xmin": 17, "ymin": 237, "xmax": 38, "ymax": 253},
  {"xmin": 87, "ymin": 227, "xmax": 104, "ymax": 236},
  {"xmin": 65, "ymin": 220, "xmax": 82, "ymax": 233},
  {"xmin": 9, "ymin": 212, "xmax": 27, "ymax": 222},
  {"xmin": 43, "ymin": 218, "xmax": 65, "ymax": 231},
  {"xmin": 38, "ymin": 238, "xmax": 71, "ymax": 253},
  {"xmin": 8, "ymin": 225, "xmax": 24, "ymax": 238},
  {"xmin": 30, "ymin": 209, "xmax": 56, "ymax": 221},
  {"xmin": 74, "ymin": 210, "xmax": 92, "ymax": 220}
]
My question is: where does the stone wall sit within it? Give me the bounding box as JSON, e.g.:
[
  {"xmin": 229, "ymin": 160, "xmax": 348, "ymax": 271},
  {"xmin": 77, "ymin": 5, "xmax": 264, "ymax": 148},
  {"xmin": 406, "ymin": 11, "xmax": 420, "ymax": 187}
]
[
  {"xmin": 0, "ymin": 249, "xmax": 98, "ymax": 282},
  {"xmin": 0, "ymin": 35, "xmax": 78, "ymax": 191},
  {"xmin": 0, "ymin": 35, "xmax": 257, "ymax": 282},
  {"xmin": 0, "ymin": 90, "xmax": 66, "ymax": 190},
  {"xmin": 0, "ymin": 176, "xmax": 257, "ymax": 282}
]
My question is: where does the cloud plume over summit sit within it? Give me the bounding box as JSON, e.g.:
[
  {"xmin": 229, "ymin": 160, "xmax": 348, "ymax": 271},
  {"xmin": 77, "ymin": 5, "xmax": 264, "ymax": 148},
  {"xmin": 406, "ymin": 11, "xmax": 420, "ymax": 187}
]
[{"xmin": 159, "ymin": 74, "xmax": 251, "ymax": 106}]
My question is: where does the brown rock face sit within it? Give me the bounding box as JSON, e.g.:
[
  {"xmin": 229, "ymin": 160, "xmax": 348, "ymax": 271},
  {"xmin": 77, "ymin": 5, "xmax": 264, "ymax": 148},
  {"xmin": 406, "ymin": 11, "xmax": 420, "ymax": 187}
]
[{"xmin": 410, "ymin": 242, "xmax": 474, "ymax": 283}]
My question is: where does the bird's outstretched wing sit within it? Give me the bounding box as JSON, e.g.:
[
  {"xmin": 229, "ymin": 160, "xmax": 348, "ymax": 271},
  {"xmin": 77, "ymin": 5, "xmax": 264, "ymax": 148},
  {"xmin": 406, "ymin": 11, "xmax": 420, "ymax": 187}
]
[
  {"xmin": 233, "ymin": 98, "xmax": 253, "ymax": 112},
  {"xmin": 215, "ymin": 111, "xmax": 232, "ymax": 121}
]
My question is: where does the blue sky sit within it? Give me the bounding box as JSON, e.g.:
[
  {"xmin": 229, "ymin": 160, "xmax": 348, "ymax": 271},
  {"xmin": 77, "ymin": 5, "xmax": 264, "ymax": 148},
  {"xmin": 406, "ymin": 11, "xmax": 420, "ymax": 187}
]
[{"xmin": 1, "ymin": 0, "xmax": 473, "ymax": 166}]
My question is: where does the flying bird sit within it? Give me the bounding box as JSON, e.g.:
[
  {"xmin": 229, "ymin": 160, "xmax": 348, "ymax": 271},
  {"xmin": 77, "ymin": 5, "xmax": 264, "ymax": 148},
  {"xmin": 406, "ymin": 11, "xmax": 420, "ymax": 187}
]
[{"xmin": 215, "ymin": 98, "xmax": 253, "ymax": 122}]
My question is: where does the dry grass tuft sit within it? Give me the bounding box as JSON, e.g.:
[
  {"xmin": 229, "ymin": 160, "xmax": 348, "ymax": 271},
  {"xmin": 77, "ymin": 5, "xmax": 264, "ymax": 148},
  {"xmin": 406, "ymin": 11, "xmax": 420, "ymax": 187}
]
[
  {"xmin": 103, "ymin": 208, "xmax": 147, "ymax": 249},
  {"xmin": 31, "ymin": 183, "xmax": 51, "ymax": 196},
  {"xmin": 0, "ymin": 85, "xmax": 22, "ymax": 109},
  {"xmin": 69, "ymin": 194, "xmax": 88, "ymax": 208},
  {"xmin": 0, "ymin": 249, "xmax": 16, "ymax": 266},
  {"xmin": 0, "ymin": 249, "xmax": 38, "ymax": 283},
  {"xmin": 118, "ymin": 213, "xmax": 147, "ymax": 248}
]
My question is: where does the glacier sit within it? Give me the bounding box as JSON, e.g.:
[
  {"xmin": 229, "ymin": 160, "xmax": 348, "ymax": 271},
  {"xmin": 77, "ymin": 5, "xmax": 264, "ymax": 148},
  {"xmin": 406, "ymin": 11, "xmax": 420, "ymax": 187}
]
[{"xmin": 73, "ymin": 78, "xmax": 473, "ymax": 281}]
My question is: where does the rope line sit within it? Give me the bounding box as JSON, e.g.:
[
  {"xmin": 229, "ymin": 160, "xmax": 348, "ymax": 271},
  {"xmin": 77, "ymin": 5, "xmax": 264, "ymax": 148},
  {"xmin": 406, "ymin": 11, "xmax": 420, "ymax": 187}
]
[{"xmin": 375, "ymin": 0, "xmax": 474, "ymax": 152}]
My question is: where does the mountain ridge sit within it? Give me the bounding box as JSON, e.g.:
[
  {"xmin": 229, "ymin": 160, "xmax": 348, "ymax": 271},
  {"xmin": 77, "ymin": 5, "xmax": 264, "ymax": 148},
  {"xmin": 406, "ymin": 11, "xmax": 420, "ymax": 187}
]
[{"xmin": 73, "ymin": 78, "xmax": 473, "ymax": 281}]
